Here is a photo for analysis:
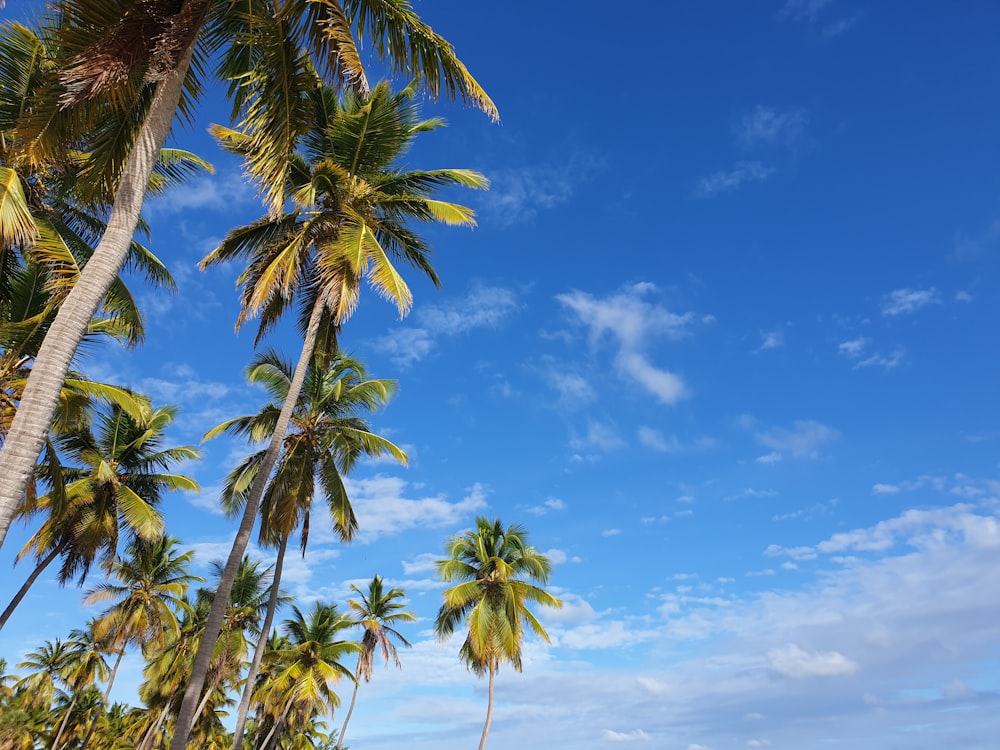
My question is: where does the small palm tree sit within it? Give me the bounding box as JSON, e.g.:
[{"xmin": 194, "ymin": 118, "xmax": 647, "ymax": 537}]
[
  {"xmin": 254, "ymin": 603, "xmax": 359, "ymax": 750},
  {"xmin": 336, "ymin": 575, "xmax": 415, "ymax": 749},
  {"xmin": 81, "ymin": 536, "xmax": 201, "ymax": 747},
  {"xmin": 51, "ymin": 621, "xmax": 111, "ymax": 750},
  {"xmin": 435, "ymin": 518, "xmax": 563, "ymax": 750}
]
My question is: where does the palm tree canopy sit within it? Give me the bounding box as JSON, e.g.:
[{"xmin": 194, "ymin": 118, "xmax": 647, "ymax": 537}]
[
  {"xmin": 347, "ymin": 574, "xmax": 415, "ymax": 681},
  {"xmin": 15, "ymin": 399, "xmax": 200, "ymax": 585},
  {"xmin": 201, "ymin": 79, "xmax": 487, "ymax": 344},
  {"xmin": 435, "ymin": 518, "xmax": 563, "ymax": 674},
  {"xmin": 206, "ymin": 349, "xmax": 406, "ymax": 549},
  {"xmin": 85, "ymin": 535, "xmax": 202, "ymax": 651}
]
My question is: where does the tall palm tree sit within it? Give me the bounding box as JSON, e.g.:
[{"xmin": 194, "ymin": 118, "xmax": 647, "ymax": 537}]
[
  {"xmin": 81, "ymin": 536, "xmax": 201, "ymax": 747},
  {"xmin": 178, "ymin": 74, "xmax": 485, "ymax": 746},
  {"xmin": 15, "ymin": 638, "xmax": 75, "ymax": 720},
  {"xmin": 207, "ymin": 349, "xmax": 406, "ymax": 749},
  {"xmin": 0, "ymin": 0, "xmax": 496, "ymax": 558},
  {"xmin": 254, "ymin": 602, "xmax": 358, "ymax": 750},
  {"xmin": 336, "ymin": 575, "xmax": 415, "ymax": 749},
  {"xmin": 0, "ymin": 399, "xmax": 200, "ymax": 631},
  {"xmin": 435, "ymin": 518, "xmax": 563, "ymax": 750}
]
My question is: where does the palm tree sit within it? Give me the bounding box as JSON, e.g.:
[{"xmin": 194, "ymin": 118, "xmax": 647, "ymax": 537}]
[
  {"xmin": 15, "ymin": 638, "xmax": 75, "ymax": 718},
  {"xmin": 51, "ymin": 622, "xmax": 111, "ymax": 750},
  {"xmin": 336, "ymin": 575, "xmax": 415, "ymax": 749},
  {"xmin": 179, "ymin": 73, "xmax": 485, "ymax": 746},
  {"xmin": 81, "ymin": 536, "xmax": 201, "ymax": 747},
  {"xmin": 0, "ymin": 399, "xmax": 200, "ymax": 631},
  {"xmin": 254, "ymin": 603, "xmax": 359, "ymax": 750},
  {"xmin": 206, "ymin": 349, "xmax": 406, "ymax": 749},
  {"xmin": 435, "ymin": 518, "xmax": 563, "ymax": 750},
  {"xmin": 0, "ymin": 0, "xmax": 496, "ymax": 558}
]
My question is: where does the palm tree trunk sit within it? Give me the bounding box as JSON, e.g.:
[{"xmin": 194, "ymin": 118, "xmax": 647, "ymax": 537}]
[
  {"xmin": 335, "ymin": 661, "xmax": 363, "ymax": 750},
  {"xmin": 137, "ymin": 703, "xmax": 171, "ymax": 750},
  {"xmin": 257, "ymin": 700, "xmax": 292, "ymax": 750},
  {"xmin": 81, "ymin": 645, "xmax": 126, "ymax": 748},
  {"xmin": 191, "ymin": 670, "xmax": 223, "ymax": 730},
  {"xmin": 230, "ymin": 534, "xmax": 288, "ymax": 750},
  {"xmin": 0, "ymin": 0, "xmax": 208, "ymax": 552},
  {"xmin": 477, "ymin": 663, "xmax": 495, "ymax": 750},
  {"xmin": 170, "ymin": 296, "xmax": 328, "ymax": 750},
  {"xmin": 51, "ymin": 684, "xmax": 80, "ymax": 750},
  {"xmin": 0, "ymin": 541, "xmax": 63, "ymax": 630}
]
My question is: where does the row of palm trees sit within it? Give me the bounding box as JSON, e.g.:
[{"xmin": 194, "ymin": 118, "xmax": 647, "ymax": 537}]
[
  {"xmin": 0, "ymin": 0, "xmax": 565, "ymax": 746},
  {"xmin": 0, "ymin": 535, "xmax": 416, "ymax": 750},
  {"xmin": 2, "ymin": 515, "xmax": 561, "ymax": 750}
]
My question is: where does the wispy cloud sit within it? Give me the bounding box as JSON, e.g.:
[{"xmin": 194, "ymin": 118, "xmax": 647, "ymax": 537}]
[
  {"xmin": 638, "ymin": 427, "xmax": 716, "ymax": 453},
  {"xmin": 145, "ymin": 170, "xmax": 256, "ymax": 216},
  {"xmin": 768, "ymin": 644, "xmax": 858, "ymax": 678},
  {"xmin": 778, "ymin": 0, "xmax": 834, "ymax": 22},
  {"xmin": 557, "ymin": 283, "xmax": 698, "ymax": 405},
  {"xmin": 755, "ymin": 329, "xmax": 784, "ymax": 353},
  {"xmin": 481, "ymin": 153, "xmax": 602, "ymax": 226},
  {"xmin": 570, "ymin": 420, "xmax": 627, "ymax": 455},
  {"xmin": 737, "ymin": 107, "xmax": 807, "ymax": 147},
  {"xmin": 838, "ymin": 336, "xmax": 903, "ymax": 371},
  {"xmin": 602, "ymin": 729, "xmax": 651, "ymax": 742},
  {"xmin": 696, "ymin": 162, "xmax": 775, "ymax": 198},
  {"xmin": 373, "ymin": 285, "xmax": 520, "ymax": 367},
  {"xmin": 881, "ymin": 287, "xmax": 941, "ymax": 316},
  {"xmin": 755, "ymin": 420, "xmax": 840, "ymax": 460}
]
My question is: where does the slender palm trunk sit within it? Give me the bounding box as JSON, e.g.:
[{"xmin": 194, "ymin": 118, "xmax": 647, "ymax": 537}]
[
  {"xmin": 256, "ymin": 700, "xmax": 292, "ymax": 750},
  {"xmin": 137, "ymin": 703, "xmax": 171, "ymax": 750},
  {"xmin": 170, "ymin": 297, "xmax": 327, "ymax": 750},
  {"xmin": 0, "ymin": 542, "xmax": 62, "ymax": 630},
  {"xmin": 80, "ymin": 646, "xmax": 126, "ymax": 748},
  {"xmin": 0, "ymin": 0, "xmax": 207, "ymax": 552},
  {"xmin": 191, "ymin": 669, "xmax": 223, "ymax": 728},
  {"xmin": 477, "ymin": 664, "xmax": 495, "ymax": 750},
  {"xmin": 51, "ymin": 684, "xmax": 80, "ymax": 750},
  {"xmin": 230, "ymin": 534, "xmax": 288, "ymax": 750},
  {"xmin": 335, "ymin": 661, "xmax": 363, "ymax": 750}
]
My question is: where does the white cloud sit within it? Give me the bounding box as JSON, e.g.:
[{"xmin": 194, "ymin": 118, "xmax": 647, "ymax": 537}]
[
  {"xmin": 483, "ymin": 153, "xmax": 602, "ymax": 225},
  {"xmin": 571, "ymin": 421, "xmax": 626, "ymax": 454},
  {"xmin": 854, "ymin": 349, "xmax": 904, "ymax": 371},
  {"xmin": 602, "ymin": 528, "xmax": 622, "ymax": 538},
  {"xmin": 778, "ymin": 0, "xmax": 834, "ymax": 22},
  {"xmin": 738, "ymin": 107, "xmax": 807, "ymax": 147},
  {"xmin": 146, "ymin": 170, "xmax": 256, "ymax": 216},
  {"xmin": 373, "ymin": 285, "xmax": 519, "ymax": 367},
  {"xmin": 823, "ymin": 17, "xmax": 857, "ymax": 37},
  {"xmin": 334, "ymin": 477, "xmax": 489, "ymax": 542},
  {"xmin": 955, "ymin": 290, "xmax": 974, "ymax": 303},
  {"xmin": 696, "ymin": 162, "xmax": 775, "ymax": 197},
  {"xmin": 756, "ymin": 420, "xmax": 839, "ymax": 459},
  {"xmin": 754, "ymin": 329, "xmax": 784, "ymax": 352},
  {"xmin": 418, "ymin": 286, "xmax": 520, "ymax": 335},
  {"xmin": 602, "ymin": 729, "xmax": 650, "ymax": 742},
  {"xmin": 637, "ymin": 427, "xmax": 681, "ymax": 453},
  {"xmin": 401, "ymin": 552, "xmax": 440, "ymax": 576},
  {"xmin": 526, "ymin": 497, "xmax": 568, "ymax": 516},
  {"xmin": 548, "ymin": 372, "xmax": 597, "ymax": 408},
  {"xmin": 872, "ymin": 483, "xmax": 900, "ymax": 495},
  {"xmin": 557, "ymin": 284, "xmax": 697, "ymax": 405},
  {"xmin": 767, "ymin": 644, "xmax": 859, "ymax": 678},
  {"xmin": 838, "ymin": 337, "xmax": 868, "ymax": 358},
  {"xmin": 882, "ymin": 287, "xmax": 941, "ymax": 316}
]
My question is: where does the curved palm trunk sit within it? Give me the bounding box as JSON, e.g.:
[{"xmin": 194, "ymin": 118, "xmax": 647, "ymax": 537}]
[
  {"xmin": 478, "ymin": 664, "xmax": 495, "ymax": 750},
  {"xmin": 230, "ymin": 534, "xmax": 288, "ymax": 750},
  {"xmin": 170, "ymin": 298, "xmax": 328, "ymax": 750},
  {"xmin": 0, "ymin": 541, "xmax": 63, "ymax": 630},
  {"xmin": 0, "ymin": 0, "xmax": 207, "ymax": 552},
  {"xmin": 80, "ymin": 645, "xmax": 126, "ymax": 749},
  {"xmin": 335, "ymin": 661, "xmax": 363, "ymax": 750}
]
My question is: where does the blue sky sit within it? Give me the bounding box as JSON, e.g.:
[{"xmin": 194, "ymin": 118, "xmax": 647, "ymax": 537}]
[{"xmin": 3, "ymin": 1, "xmax": 1000, "ymax": 748}]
